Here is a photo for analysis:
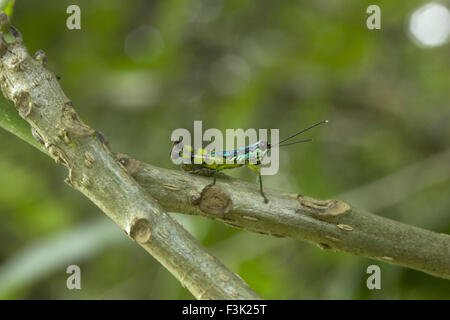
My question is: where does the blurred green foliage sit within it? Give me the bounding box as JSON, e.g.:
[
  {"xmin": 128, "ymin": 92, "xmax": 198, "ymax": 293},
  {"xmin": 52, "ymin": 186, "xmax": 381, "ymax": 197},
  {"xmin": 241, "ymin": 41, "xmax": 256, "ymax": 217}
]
[
  {"xmin": 0, "ymin": 0, "xmax": 449, "ymax": 299},
  {"xmin": 0, "ymin": 0, "xmax": 15, "ymax": 16}
]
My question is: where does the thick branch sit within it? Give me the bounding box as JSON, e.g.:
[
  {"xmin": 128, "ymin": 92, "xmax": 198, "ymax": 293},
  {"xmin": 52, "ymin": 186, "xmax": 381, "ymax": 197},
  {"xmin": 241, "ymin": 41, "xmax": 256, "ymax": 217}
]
[
  {"xmin": 117, "ymin": 155, "xmax": 450, "ymax": 280},
  {"xmin": 0, "ymin": 12, "xmax": 260, "ymax": 300}
]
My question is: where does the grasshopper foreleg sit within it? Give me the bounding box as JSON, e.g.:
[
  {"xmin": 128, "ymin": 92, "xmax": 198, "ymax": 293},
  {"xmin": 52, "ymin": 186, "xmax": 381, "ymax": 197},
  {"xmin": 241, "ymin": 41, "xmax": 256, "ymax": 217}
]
[{"xmin": 212, "ymin": 169, "xmax": 219, "ymax": 185}]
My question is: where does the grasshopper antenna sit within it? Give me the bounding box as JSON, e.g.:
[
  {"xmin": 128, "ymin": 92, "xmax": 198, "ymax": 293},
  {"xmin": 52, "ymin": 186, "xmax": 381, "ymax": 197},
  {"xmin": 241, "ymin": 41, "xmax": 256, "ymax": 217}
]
[
  {"xmin": 278, "ymin": 120, "xmax": 328, "ymax": 145},
  {"xmin": 278, "ymin": 138, "xmax": 313, "ymax": 147}
]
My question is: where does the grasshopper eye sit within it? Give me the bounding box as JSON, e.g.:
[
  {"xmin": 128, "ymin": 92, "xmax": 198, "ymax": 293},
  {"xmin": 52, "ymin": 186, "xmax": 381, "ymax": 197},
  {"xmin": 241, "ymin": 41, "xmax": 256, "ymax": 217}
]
[
  {"xmin": 173, "ymin": 139, "xmax": 182, "ymax": 146},
  {"xmin": 259, "ymin": 141, "xmax": 268, "ymax": 151}
]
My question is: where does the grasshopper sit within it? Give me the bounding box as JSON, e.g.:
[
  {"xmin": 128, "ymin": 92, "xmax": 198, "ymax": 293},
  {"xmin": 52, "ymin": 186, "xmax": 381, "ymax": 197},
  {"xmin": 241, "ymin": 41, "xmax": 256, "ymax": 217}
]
[{"xmin": 171, "ymin": 121, "xmax": 327, "ymax": 203}]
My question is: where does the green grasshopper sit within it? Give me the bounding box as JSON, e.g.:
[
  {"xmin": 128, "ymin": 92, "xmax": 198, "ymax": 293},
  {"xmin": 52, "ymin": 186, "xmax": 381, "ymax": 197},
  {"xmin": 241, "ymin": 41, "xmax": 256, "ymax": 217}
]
[{"xmin": 171, "ymin": 120, "xmax": 327, "ymax": 203}]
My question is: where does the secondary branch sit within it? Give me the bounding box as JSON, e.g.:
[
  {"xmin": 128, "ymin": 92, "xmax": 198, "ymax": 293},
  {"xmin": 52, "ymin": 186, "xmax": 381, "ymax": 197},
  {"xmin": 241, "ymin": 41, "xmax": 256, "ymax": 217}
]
[{"xmin": 117, "ymin": 154, "xmax": 450, "ymax": 280}]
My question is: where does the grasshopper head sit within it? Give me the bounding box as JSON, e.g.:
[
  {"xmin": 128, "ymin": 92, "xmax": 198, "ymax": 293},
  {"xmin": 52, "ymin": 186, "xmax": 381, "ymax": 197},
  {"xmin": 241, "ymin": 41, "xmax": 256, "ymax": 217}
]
[
  {"xmin": 257, "ymin": 140, "xmax": 270, "ymax": 162},
  {"xmin": 259, "ymin": 140, "xmax": 269, "ymax": 152},
  {"xmin": 170, "ymin": 139, "xmax": 195, "ymax": 165},
  {"xmin": 170, "ymin": 139, "xmax": 184, "ymax": 158}
]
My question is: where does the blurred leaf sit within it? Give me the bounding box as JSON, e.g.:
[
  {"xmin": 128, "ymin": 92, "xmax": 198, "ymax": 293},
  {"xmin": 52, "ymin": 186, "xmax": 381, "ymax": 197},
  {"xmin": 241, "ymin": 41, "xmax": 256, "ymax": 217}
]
[
  {"xmin": 0, "ymin": 219, "xmax": 124, "ymax": 298},
  {"xmin": 0, "ymin": 0, "xmax": 15, "ymax": 17},
  {"xmin": 0, "ymin": 95, "xmax": 45, "ymax": 153}
]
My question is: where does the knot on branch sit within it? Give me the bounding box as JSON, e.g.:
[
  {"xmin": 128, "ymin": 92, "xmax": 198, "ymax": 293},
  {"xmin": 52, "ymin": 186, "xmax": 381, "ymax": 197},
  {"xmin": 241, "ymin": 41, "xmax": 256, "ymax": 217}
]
[
  {"xmin": 116, "ymin": 154, "xmax": 144, "ymax": 176},
  {"xmin": 45, "ymin": 142, "xmax": 70, "ymax": 167},
  {"xmin": 129, "ymin": 218, "xmax": 152, "ymax": 243},
  {"xmin": 33, "ymin": 49, "xmax": 47, "ymax": 67},
  {"xmin": 12, "ymin": 90, "xmax": 32, "ymax": 117},
  {"xmin": 95, "ymin": 130, "xmax": 110, "ymax": 149},
  {"xmin": 198, "ymin": 185, "xmax": 232, "ymax": 216},
  {"xmin": 60, "ymin": 102, "xmax": 95, "ymax": 136},
  {"xmin": 297, "ymin": 195, "xmax": 351, "ymax": 217}
]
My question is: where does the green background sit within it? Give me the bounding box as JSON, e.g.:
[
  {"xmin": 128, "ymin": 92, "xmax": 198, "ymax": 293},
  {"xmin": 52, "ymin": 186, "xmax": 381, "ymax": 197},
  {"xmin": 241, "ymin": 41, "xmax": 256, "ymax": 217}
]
[{"xmin": 0, "ymin": 0, "xmax": 449, "ymax": 299}]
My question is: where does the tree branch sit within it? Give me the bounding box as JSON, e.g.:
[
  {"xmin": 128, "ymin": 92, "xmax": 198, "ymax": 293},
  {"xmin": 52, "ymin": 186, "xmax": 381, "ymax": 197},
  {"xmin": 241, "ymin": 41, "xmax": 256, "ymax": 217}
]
[
  {"xmin": 0, "ymin": 11, "xmax": 260, "ymax": 300},
  {"xmin": 114, "ymin": 155, "xmax": 450, "ymax": 279}
]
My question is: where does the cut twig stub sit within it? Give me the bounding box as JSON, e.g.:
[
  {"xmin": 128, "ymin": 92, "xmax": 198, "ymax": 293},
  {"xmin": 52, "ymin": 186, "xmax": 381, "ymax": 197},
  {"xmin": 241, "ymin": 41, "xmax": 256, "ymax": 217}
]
[
  {"xmin": 12, "ymin": 90, "xmax": 32, "ymax": 118},
  {"xmin": 297, "ymin": 195, "xmax": 351, "ymax": 217},
  {"xmin": 129, "ymin": 218, "xmax": 152, "ymax": 243},
  {"xmin": 199, "ymin": 185, "xmax": 232, "ymax": 216},
  {"xmin": 60, "ymin": 102, "xmax": 95, "ymax": 136},
  {"xmin": 33, "ymin": 49, "xmax": 47, "ymax": 66},
  {"xmin": 116, "ymin": 154, "xmax": 144, "ymax": 176}
]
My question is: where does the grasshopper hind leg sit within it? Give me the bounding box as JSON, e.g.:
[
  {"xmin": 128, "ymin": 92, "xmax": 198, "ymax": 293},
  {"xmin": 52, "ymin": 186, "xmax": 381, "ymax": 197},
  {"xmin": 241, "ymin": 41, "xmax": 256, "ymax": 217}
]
[
  {"xmin": 258, "ymin": 173, "xmax": 269, "ymax": 204},
  {"xmin": 248, "ymin": 164, "xmax": 269, "ymax": 203}
]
